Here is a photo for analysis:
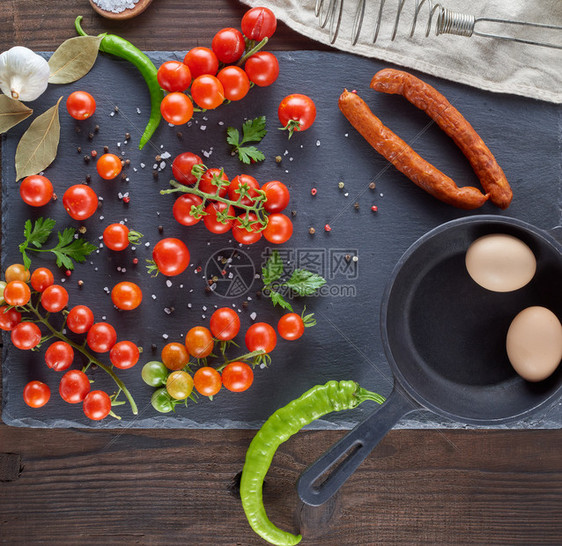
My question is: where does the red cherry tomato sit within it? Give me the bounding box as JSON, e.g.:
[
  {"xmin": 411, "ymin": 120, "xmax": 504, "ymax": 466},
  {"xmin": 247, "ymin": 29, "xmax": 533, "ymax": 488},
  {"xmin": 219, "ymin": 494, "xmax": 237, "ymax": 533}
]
[
  {"xmin": 244, "ymin": 51, "xmax": 279, "ymax": 87},
  {"xmin": 199, "ymin": 168, "xmax": 230, "ymax": 197},
  {"xmin": 62, "ymin": 184, "xmax": 98, "ymax": 221},
  {"xmin": 203, "ymin": 202, "xmax": 234, "ymax": 234},
  {"xmin": 4, "ymin": 280, "xmax": 31, "ymax": 306},
  {"xmin": 30, "ymin": 267, "xmax": 54, "ymax": 292},
  {"xmin": 66, "ymin": 91, "xmax": 96, "ymax": 120},
  {"xmin": 59, "ymin": 369, "xmax": 90, "ymax": 404},
  {"xmin": 245, "ymin": 322, "xmax": 277, "ymax": 354},
  {"xmin": 66, "ymin": 305, "xmax": 94, "ymax": 334},
  {"xmin": 263, "ymin": 213, "xmax": 293, "ymax": 244},
  {"xmin": 172, "ymin": 152, "xmax": 203, "ymax": 185},
  {"xmin": 157, "ymin": 60, "xmax": 192, "ymax": 92},
  {"xmin": 210, "ymin": 307, "xmax": 241, "ymax": 341},
  {"xmin": 152, "ymin": 238, "xmax": 190, "ymax": 276},
  {"xmin": 261, "ymin": 181, "xmax": 290, "ymax": 213},
  {"xmin": 86, "ymin": 322, "xmax": 117, "ymax": 353},
  {"xmin": 217, "ymin": 66, "xmax": 250, "ymax": 101},
  {"xmin": 111, "ymin": 281, "xmax": 143, "ymax": 311},
  {"xmin": 160, "ymin": 92, "xmax": 194, "ymax": 125},
  {"xmin": 228, "ymin": 174, "xmax": 260, "ymax": 206},
  {"xmin": 232, "ymin": 213, "xmax": 263, "ymax": 245},
  {"xmin": 40, "ymin": 284, "xmax": 68, "ymax": 313},
  {"xmin": 185, "ymin": 326, "xmax": 214, "ymax": 359},
  {"xmin": 45, "ymin": 341, "xmax": 74, "ymax": 371},
  {"xmin": 23, "ymin": 381, "xmax": 51, "ymax": 408},
  {"xmin": 183, "ymin": 47, "xmax": 219, "ymax": 78},
  {"xmin": 0, "ymin": 305, "xmax": 22, "ymax": 331},
  {"xmin": 193, "ymin": 367, "xmax": 222, "ymax": 396},
  {"xmin": 83, "ymin": 390, "xmax": 111, "ymax": 420},
  {"xmin": 222, "ymin": 361, "xmax": 253, "ymax": 392},
  {"xmin": 109, "ymin": 341, "xmax": 140, "ymax": 369},
  {"xmin": 277, "ymin": 313, "xmax": 305, "ymax": 341},
  {"xmin": 20, "ymin": 175, "xmax": 53, "ymax": 207},
  {"xmin": 161, "ymin": 342, "xmax": 190, "ymax": 370},
  {"xmin": 278, "ymin": 94, "xmax": 317, "ymax": 137},
  {"xmin": 11, "ymin": 322, "xmax": 42, "ymax": 350},
  {"xmin": 212, "ymin": 27, "xmax": 246, "ymax": 63},
  {"xmin": 96, "ymin": 153, "xmax": 122, "ymax": 180},
  {"xmin": 241, "ymin": 7, "xmax": 277, "ymax": 40},
  {"xmin": 173, "ymin": 194, "xmax": 203, "ymax": 226},
  {"xmin": 191, "ymin": 75, "xmax": 225, "ymax": 110},
  {"xmin": 103, "ymin": 223, "xmax": 130, "ymax": 251}
]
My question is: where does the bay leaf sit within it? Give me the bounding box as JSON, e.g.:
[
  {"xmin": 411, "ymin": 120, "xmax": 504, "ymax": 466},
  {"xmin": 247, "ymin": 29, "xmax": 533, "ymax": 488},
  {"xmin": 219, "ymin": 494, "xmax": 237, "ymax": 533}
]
[
  {"xmin": 15, "ymin": 96, "xmax": 62, "ymax": 181},
  {"xmin": 0, "ymin": 96, "xmax": 33, "ymax": 133},
  {"xmin": 48, "ymin": 35, "xmax": 102, "ymax": 84}
]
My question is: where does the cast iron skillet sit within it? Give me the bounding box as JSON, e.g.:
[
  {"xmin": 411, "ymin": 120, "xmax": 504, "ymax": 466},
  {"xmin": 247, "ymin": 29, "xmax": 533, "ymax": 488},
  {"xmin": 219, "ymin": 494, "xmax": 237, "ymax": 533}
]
[{"xmin": 298, "ymin": 215, "xmax": 562, "ymax": 506}]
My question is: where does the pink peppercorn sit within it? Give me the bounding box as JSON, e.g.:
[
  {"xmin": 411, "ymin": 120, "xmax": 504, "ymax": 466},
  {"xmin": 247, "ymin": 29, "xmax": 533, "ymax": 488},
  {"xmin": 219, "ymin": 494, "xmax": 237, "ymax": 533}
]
[
  {"xmin": 371, "ymin": 205, "xmax": 378, "ymax": 212},
  {"xmin": 311, "ymin": 188, "xmax": 317, "ymax": 196},
  {"xmin": 132, "ymin": 258, "xmax": 139, "ymax": 265},
  {"xmin": 123, "ymin": 196, "xmax": 130, "ymax": 204},
  {"xmin": 324, "ymin": 224, "xmax": 332, "ymax": 232}
]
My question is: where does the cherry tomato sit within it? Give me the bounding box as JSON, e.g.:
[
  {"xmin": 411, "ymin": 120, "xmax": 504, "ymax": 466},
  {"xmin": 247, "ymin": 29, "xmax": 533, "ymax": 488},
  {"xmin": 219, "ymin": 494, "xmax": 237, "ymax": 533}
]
[
  {"xmin": 45, "ymin": 341, "xmax": 74, "ymax": 371},
  {"xmin": 278, "ymin": 94, "xmax": 317, "ymax": 136},
  {"xmin": 193, "ymin": 367, "xmax": 222, "ymax": 396},
  {"xmin": 199, "ymin": 168, "xmax": 230, "ymax": 197},
  {"xmin": 66, "ymin": 91, "xmax": 96, "ymax": 120},
  {"xmin": 40, "ymin": 284, "xmax": 68, "ymax": 313},
  {"xmin": 161, "ymin": 342, "xmax": 190, "ymax": 371},
  {"xmin": 172, "ymin": 152, "xmax": 203, "ymax": 185},
  {"xmin": 151, "ymin": 388, "xmax": 174, "ymax": 413},
  {"xmin": 0, "ymin": 305, "xmax": 21, "ymax": 331},
  {"xmin": 261, "ymin": 181, "xmax": 290, "ymax": 213},
  {"xmin": 23, "ymin": 381, "xmax": 50, "ymax": 408},
  {"xmin": 263, "ymin": 213, "xmax": 293, "ymax": 244},
  {"xmin": 141, "ymin": 361, "xmax": 168, "ymax": 387},
  {"xmin": 66, "ymin": 305, "xmax": 94, "ymax": 334},
  {"xmin": 83, "ymin": 390, "xmax": 111, "ymax": 420},
  {"xmin": 183, "ymin": 47, "xmax": 219, "ymax": 78},
  {"xmin": 210, "ymin": 307, "xmax": 241, "ymax": 341},
  {"xmin": 86, "ymin": 322, "xmax": 117, "ymax": 353},
  {"xmin": 157, "ymin": 60, "xmax": 192, "ymax": 92},
  {"xmin": 59, "ymin": 369, "xmax": 90, "ymax": 403},
  {"xmin": 244, "ymin": 52, "xmax": 279, "ymax": 87},
  {"xmin": 185, "ymin": 326, "xmax": 214, "ymax": 359},
  {"xmin": 160, "ymin": 92, "xmax": 194, "ymax": 125},
  {"xmin": 217, "ymin": 66, "xmax": 250, "ymax": 101},
  {"xmin": 5, "ymin": 264, "xmax": 30, "ymax": 283},
  {"xmin": 111, "ymin": 281, "xmax": 142, "ymax": 311},
  {"xmin": 11, "ymin": 322, "xmax": 42, "ymax": 350},
  {"xmin": 96, "ymin": 153, "xmax": 122, "ymax": 180},
  {"xmin": 152, "ymin": 238, "xmax": 190, "ymax": 276},
  {"xmin": 173, "ymin": 194, "xmax": 203, "ymax": 226},
  {"xmin": 30, "ymin": 267, "xmax": 54, "ymax": 292},
  {"xmin": 232, "ymin": 213, "xmax": 262, "ymax": 245},
  {"xmin": 109, "ymin": 340, "xmax": 140, "ymax": 369},
  {"xmin": 3, "ymin": 280, "xmax": 31, "ymax": 306},
  {"xmin": 212, "ymin": 28, "xmax": 245, "ymax": 63},
  {"xmin": 104, "ymin": 223, "xmax": 130, "ymax": 251},
  {"xmin": 241, "ymin": 7, "xmax": 277, "ymax": 40},
  {"xmin": 203, "ymin": 202, "xmax": 234, "ymax": 234},
  {"xmin": 245, "ymin": 322, "xmax": 277, "ymax": 353},
  {"xmin": 62, "ymin": 184, "xmax": 98, "ymax": 221},
  {"xmin": 191, "ymin": 75, "xmax": 225, "ymax": 110},
  {"xmin": 166, "ymin": 370, "xmax": 194, "ymax": 400},
  {"xmin": 20, "ymin": 175, "xmax": 53, "ymax": 207},
  {"xmin": 228, "ymin": 174, "xmax": 260, "ymax": 206},
  {"xmin": 278, "ymin": 313, "xmax": 305, "ymax": 341},
  {"xmin": 222, "ymin": 361, "xmax": 253, "ymax": 392}
]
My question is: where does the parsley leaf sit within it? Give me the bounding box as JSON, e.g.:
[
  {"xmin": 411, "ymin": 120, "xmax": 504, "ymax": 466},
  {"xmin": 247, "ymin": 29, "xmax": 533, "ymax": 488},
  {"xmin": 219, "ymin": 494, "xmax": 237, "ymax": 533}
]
[
  {"xmin": 23, "ymin": 217, "xmax": 56, "ymax": 248},
  {"xmin": 285, "ymin": 269, "xmax": 327, "ymax": 296},
  {"xmin": 270, "ymin": 290, "xmax": 293, "ymax": 312},
  {"xmin": 227, "ymin": 116, "xmax": 267, "ymax": 164},
  {"xmin": 261, "ymin": 250, "xmax": 284, "ymax": 286}
]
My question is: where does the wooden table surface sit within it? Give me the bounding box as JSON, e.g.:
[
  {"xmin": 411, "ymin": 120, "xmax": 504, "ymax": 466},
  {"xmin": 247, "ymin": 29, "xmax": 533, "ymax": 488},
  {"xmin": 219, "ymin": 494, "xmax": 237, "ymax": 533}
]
[{"xmin": 1, "ymin": 1, "xmax": 561, "ymax": 544}]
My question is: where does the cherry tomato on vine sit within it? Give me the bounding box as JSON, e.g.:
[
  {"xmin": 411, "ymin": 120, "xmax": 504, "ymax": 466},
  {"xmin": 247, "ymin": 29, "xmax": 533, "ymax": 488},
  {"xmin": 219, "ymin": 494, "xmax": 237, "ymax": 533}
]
[
  {"xmin": 23, "ymin": 381, "xmax": 51, "ymax": 408},
  {"xmin": 111, "ymin": 281, "xmax": 143, "ymax": 311},
  {"xmin": 60, "ymin": 369, "xmax": 90, "ymax": 403},
  {"xmin": 222, "ymin": 361, "xmax": 253, "ymax": 392},
  {"xmin": 203, "ymin": 202, "xmax": 234, "ymax": 234},
  {"xmin": 0, "ymin": 305, "xmax": 21, "ymax": 331},
  {"xmin": 278, "ymin": 313, "xmax": 305, "ymax": 341},
  {"xmin": 30, "ymin": 267, "xmax": 54, "ymax": 292},
  {"xmin": 199, "ymin": 168, "xmax": 229, "ymax": 197},
  {"xmin": 103, "ymin": 223, "xmax": 137, "ymax": 251},
  {"xmin": 193, "ymin": 367, "xmax": 222, "ymax": 396},
  {"xmin": 172, "ymin": 152, "xmax": 203, "ymax": 185},
  {"xmin": 244, "ymin": 51, "xmax": 279, "ymax": 87},
  {"xmin": 261, "ymin": 180, "xmax": 290, "ymax": 213},
  {"xmin": 166, "ymin": 370, "xmax": 194, "ymax": 400},
  {"xmin": 83, "ymin": 390, "xmax": 111, "ymax": 420},
  {"xmin": 185, "ymin": 326, "xmax": 214, "ymax": 359},
  {"xmin": 11, "ymin": 322, "xmax": 42, "ymax": 350},
  {"xmin": 191, "ymin": 75, "xmax": 225, "ymax": 110},
  {"xmin": 62, "ymin": 184, "xmax": 98, "ymax": 221},
  {"xmin": 96, "ymin": 153, "xmax": 122, "ymax": 180},
  {"xmin": 41, "ymin": 285, "xmax": 69, "ymax": 313},
  {"xmin": 86, "ymin": 322, "xmax": 117, "ymax": 353},
  {"xmin": 241, "ymin": 7, "xmax": 277, "ymax": 40},
  {"xmin": 278, "ymin": 94, "xmax": 317, "ymax": 137},
  {"xmin": 232, "ymin": 213, "xmax": 263, "ymax": 245},
  {"xmin": 66, "ymin": 305, "xmax": 94, "ymax": 334},
  {"xmin": 217, "ymin": 66, "xmax": 250, "ymax": 101},
  {"xmin": 160, "ymin": 92, "xmax": 194, "ymax": 125},
  {"xmin": 151, "ymin": 388, "xmax": 174, "ymax": 413},
  {"xmin": 3, "ymin": 280, "xmax": 31, "ymax": 306},
  {"xmin": 66, "ymin": 91, "xmax": 96, "ymax": 120},
  {"xmin": 157, "ymin": 60, "xmax": 192, "ymax": 92},
  {"xmin": 152, "ymin": 238, "xmax": 190, "ymax": 276},
  {"xmin": 228, "ymin": 174, "xmax": 260, "ymax": 206},
  {"xmin": 263, "ymin": 213, "xmax": 293, "ymax": 244},
  {"xmin": 5, "ymin": 264, "xmax": 30, "ymax": 283},
  {"xmin": 161, "ymin": 342, "xmax": 190, "ymax": 371},
  {"xmin": 210, "ymin": 307, "xmax": 241, "ymax": 341},
  {"xmin": 212, "ymin": 27, "xmax": 246, "ymax": 63},
  {"xmin": 173, "ymin": 194, "xmax": 203, "ymax": 226},
  {"xmin": 45, "ymin": 341, "xmax": 74, "ymax": 371},
  {"xmin": 109, "ymin": 340, "xmax": 140, "ymax": 369},
  {"xmin": 183, "ymin": 47, "xmax": 219, "ymax": 78},
  {"xmin": 142, "ymin": 361, "xmax": 169, "ymax": 387},
  {"xmin": 20, "ymin": 175, "xmax": 53, "ymax": 207},
  {"xmin": 245, "ymin": 322, "xmax": 277, "ymax": 354}
]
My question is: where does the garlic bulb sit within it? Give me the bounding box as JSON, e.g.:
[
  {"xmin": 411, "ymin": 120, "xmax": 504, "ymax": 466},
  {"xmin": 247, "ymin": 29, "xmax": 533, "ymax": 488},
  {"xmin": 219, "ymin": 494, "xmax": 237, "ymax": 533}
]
[{"xmin": 0, "ymin": 46, "xmax": 50, "ymax": 102}]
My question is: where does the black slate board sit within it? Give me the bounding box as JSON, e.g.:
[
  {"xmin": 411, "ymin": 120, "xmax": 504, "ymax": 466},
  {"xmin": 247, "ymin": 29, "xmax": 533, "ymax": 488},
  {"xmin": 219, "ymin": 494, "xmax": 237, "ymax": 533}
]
[{"xmin": 1, "ymin": 51, "xmax": 561, "ymax": 429}]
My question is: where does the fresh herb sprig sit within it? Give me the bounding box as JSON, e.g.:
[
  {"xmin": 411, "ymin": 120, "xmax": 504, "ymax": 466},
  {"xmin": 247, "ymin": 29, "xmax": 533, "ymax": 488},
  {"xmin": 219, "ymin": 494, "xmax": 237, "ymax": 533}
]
[
  {"xmin": 227, "ymin": 116, "xmax": 267, "ymax": 164},
  {"xmin": 19, "ymin": 217, "xmax": 97, "ymax": 270}
]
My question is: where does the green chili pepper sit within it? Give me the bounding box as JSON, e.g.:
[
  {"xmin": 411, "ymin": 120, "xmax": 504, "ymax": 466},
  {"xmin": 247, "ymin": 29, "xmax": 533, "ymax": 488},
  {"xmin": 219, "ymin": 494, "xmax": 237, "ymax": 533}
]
[
  {"xmin": 74, "ymin": 16, "xmax": 164, "ymax": 150},
  {"xmin": 240, "ymin": 380, "xmax": 385, "ymax": 545}
]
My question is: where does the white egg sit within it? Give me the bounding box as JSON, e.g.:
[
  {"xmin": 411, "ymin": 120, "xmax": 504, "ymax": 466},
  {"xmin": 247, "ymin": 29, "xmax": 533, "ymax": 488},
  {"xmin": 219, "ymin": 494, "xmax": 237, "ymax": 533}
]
[
  {"xmin": 506, "ymin": 306, "xmax": 562, "ymax": 382},
  {"xmin": 465, "ymin": 234, "xmax": 536, "ymax": 292}
]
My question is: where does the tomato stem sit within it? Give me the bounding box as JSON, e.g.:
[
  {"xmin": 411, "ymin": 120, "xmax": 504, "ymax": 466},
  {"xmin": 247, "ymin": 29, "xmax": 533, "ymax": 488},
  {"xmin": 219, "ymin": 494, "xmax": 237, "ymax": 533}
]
[{"xmin": 237, "ymin": 37, "xmax": 268, "ymax": 66}]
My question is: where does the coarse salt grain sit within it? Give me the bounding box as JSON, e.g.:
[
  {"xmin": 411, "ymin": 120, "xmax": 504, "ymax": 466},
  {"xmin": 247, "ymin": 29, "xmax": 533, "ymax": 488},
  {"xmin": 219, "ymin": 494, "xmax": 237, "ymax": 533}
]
[{"xmin": 166, "ymin": 280, "xmax": 172, "ymax": 288}]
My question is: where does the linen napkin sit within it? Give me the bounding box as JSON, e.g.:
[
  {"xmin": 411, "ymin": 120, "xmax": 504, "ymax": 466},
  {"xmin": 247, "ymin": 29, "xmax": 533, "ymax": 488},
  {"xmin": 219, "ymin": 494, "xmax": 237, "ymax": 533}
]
[{"xmin": 240, "ymin": 0, "xmax": 562, "ymax": 103}]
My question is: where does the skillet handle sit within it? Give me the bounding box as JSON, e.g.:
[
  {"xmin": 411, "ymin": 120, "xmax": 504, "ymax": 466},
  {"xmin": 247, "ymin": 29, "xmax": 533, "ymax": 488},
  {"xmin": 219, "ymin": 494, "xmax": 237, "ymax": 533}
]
[{"xmin": 297, "ymin": 386, "xmax": 417, "ymax": 506}]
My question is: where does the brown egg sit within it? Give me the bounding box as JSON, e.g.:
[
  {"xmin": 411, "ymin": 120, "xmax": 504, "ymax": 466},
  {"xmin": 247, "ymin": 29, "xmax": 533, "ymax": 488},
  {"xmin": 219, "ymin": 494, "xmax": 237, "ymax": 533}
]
[
  {"xmin": 465, "ymin": 234, "xmax": 536, "ymax": 292},
  {"xmin": 506, "ymin": 306, "xmax": 562, "ymax": 382}
]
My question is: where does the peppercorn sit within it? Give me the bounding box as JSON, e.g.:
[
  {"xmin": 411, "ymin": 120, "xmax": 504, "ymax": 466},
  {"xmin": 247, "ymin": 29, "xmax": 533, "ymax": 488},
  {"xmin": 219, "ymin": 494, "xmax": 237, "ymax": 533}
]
[
  {"xmin": 176, "ymin": 131, "xmax": 183, "ymax": 139},
  {"xmin": 158, "ymin": 225, "xmax": 163, "ymax": 233},
  {"xmin": 125, "ymin": 132, "xmax": 131, "ymax": 140},
  {"xmin": 88, "ymin": 132, "xmax": 94, "ymax": 141},
  {"xmin": 151, "ymin": 343, "xmax": 157, "ymax": 352},
  {"xmin": 94, "ymin": 125, "xmax": 100, "ymax": 133},
  {"xmin": 242, "ymin": 301, "xmax": 248, "ymax": 309},
  {"xmin": 275, "ymin": 155, "xmax": 282, "ymax": 163},
  {"xmin": 309, "ymin": 227, "xmax": 316, "ymax": 235},
  {"xmin": 77, "ymin": 146, "xmax": 81, "ymax": 153},
  {"xmin": 369, "ymin": 182, "xmax": 376, "ymax": 190},
  {"xmin": 152, "ymin": 171, "xmax": 158, "ymax": 179},
  {"xmin": 78, "ymin": 226, "xmax": 87, "ymax": 234},
  {"xmin": 155, "ymin": 154, "xmax": 161, "ymax": 162},
  {"xmin": 354, "ymin": 202, "xmax": 360, "ymax": 210},
  {"xmin": 205, "ymin": 285, "xmax": 212, "ymax": 293},
  {"xmin": 85, "ymin": 174, "xmax": 91, "ymax": 184},
  {"xmin": 83, "ymin": 155, "xmax": 90, "ymax": 164},
  {"xmin": 125, "ymin": 159, "xmax": 131, "ymax": 166},
  {"xmin": 75, "ymin": 126, "xmax": 81, "ymax": 134},
  {"xmin": 291, "ymin": 210, "xmax": 297, "ymax": 217},
  {"xmin": 338, "ymin": 181, "xmax": 345, "ymax": 189},
  {"xmin": 65, "ymin": 270, "xmax": 72, "ymax": 277},
  {"xmin": 114, "ymin": 106, "xmax": 119, "ymax": 113},
  {"xmin": 77, "ymin": 280, "xmax": 84, "ymax": 287},
  {"xmin": 103, "ymin": 145, "xmax": 109, "ymax": 153}
]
